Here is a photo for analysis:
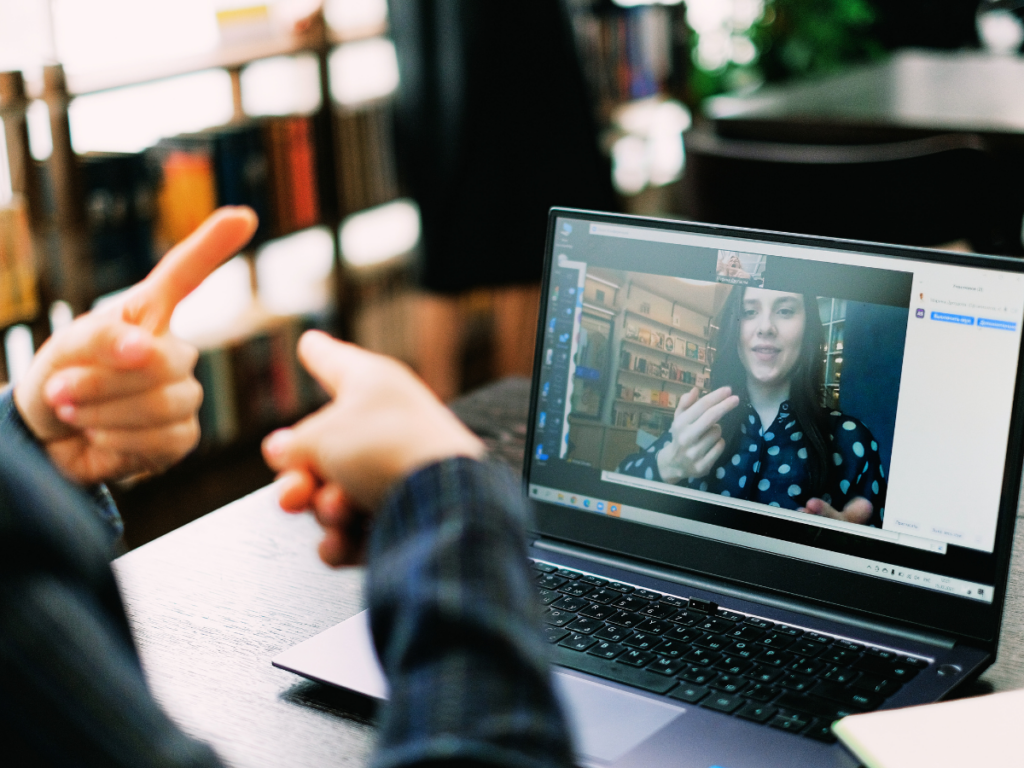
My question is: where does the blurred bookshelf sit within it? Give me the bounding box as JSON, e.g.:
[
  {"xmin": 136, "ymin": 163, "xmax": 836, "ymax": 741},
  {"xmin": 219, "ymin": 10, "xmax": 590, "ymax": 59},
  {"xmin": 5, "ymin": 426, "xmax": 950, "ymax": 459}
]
[{"xmin": 0, "ymin": 1, "xmax": 417, "ymax": 547}]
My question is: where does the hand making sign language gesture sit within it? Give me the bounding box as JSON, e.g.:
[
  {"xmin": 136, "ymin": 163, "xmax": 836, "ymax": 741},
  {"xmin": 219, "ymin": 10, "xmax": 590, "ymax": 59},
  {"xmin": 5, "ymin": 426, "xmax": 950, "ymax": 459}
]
[
  {"xmin": 655, "ymin": 385, "xmax": 740, "ymax": 485},
  {"xmin": 13, "ymin": 207, "xmax": 258, "ymax": 485}
]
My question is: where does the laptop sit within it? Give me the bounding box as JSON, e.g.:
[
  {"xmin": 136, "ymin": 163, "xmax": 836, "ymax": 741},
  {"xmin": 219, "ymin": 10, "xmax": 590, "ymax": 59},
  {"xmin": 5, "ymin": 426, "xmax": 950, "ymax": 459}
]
[{"xmin": 274, "ymin": 209, "xmax": 1024, "ymax": 768}]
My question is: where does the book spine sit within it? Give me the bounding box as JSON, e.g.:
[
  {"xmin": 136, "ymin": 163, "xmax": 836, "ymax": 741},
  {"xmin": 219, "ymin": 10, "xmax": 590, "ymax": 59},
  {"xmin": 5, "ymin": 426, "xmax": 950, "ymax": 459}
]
[{"xmin": 287, "ymin": 117, "xmax": 320, "ymax": 231}]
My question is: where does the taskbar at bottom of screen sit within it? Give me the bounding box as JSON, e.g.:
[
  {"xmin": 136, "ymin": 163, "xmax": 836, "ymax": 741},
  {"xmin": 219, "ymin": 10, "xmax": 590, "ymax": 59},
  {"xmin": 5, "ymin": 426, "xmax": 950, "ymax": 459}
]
[{"xmin": 528, "ymin": 484, "xmax": 995, "ymax": 604}]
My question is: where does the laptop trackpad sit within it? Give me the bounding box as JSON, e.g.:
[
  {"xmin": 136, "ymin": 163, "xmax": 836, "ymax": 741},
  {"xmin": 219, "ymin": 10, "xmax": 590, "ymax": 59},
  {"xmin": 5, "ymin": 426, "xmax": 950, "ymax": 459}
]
[{"xmin": 553, "ymin": 672, "xmax": 684, "ymax": 765}]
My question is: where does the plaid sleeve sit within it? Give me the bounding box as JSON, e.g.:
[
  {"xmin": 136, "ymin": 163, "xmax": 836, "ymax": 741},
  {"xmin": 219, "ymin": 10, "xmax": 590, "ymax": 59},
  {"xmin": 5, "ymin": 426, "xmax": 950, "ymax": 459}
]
[
  {"xmin": 0, "ymin": 385, "xmax": 123, "ymax": 543},
  {"xmin": 367, "ymin": 457, "xmax": 574, "ymax": 768}
]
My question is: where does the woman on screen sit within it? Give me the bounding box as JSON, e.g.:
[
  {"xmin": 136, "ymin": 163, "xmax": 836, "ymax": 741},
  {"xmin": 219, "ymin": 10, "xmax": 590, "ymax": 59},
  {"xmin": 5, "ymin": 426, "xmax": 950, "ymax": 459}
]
[{"xmin": 618, "ymin": 286, "xmax": 887, "ymax": 527}]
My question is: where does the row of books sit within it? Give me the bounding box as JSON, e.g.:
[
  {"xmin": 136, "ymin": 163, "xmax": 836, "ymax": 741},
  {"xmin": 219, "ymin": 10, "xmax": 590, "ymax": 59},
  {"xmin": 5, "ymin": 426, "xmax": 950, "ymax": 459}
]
[
  {"xmin": 612, "ymin": 404, "xmax": 671, "ymax": 433},
  {"xmin": 619, "ymin": 349, "xmax": 709, "ymax": 382},
  {"xmin": 78, "ymin": 114, "xmax": 322, "ymax": 299},
  {"xmin": 193, "ymin": 314, "xmax": 328, "ymax": 450},
  {"xmin": 0, "ymin": 198, "xmax": 39, "ymax": 330},
  {"xmin": 335, "ymin": 105, "xmax": 398, "ymax": 217},
  {"xmin": 624, "ymin": 321, "xmax": 707, "ymax": 360},
  {"xmin": 571, "ymin": 3, "xmax": 675, "ymax": 106}
]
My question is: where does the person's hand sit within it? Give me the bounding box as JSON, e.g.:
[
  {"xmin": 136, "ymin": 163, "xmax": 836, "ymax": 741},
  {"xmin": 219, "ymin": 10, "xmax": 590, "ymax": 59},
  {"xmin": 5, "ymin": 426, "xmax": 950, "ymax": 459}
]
[
  {"xmin": 13, "ymin": 207, "xmax": 258, "ymax": 485},
  {"xmin": 656, "ymin": 386, "xmax": 740, "ymax": 484},
  {"xmin": 800, "ymin": 496, "xmax": 873, "ymax": 525},
  {"xmin": 262, "ymin": 330, "xmax": 485, "ymax": 566}
]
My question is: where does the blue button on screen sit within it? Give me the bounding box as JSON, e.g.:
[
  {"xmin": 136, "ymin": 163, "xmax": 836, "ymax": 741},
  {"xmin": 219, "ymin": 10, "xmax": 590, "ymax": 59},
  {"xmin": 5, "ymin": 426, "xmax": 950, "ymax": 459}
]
[
  {"xmin": 931, "ymin": 311, "xmax": 974, "ymax": 325},
  {"xmin": 978, "ymin": 318, "xmax": 1017, "ymax": 331}
]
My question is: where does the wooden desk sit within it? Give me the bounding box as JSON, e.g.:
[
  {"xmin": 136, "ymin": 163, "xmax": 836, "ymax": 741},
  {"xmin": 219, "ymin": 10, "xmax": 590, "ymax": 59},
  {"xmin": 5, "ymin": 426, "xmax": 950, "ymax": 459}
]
[
  {"xmin": 113, "ymin": 378, "xmax": 1024, "ymax": 767},
  {"xmin": 706, "ymin": 49, "xmax": 1024, "ymax": 147}
]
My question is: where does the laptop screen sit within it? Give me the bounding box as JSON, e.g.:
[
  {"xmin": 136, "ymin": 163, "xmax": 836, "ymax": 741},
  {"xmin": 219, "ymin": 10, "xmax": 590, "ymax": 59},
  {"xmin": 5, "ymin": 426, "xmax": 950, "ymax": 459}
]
[{"xmin": 527, "ymin": 212, "xmax": 1024, "ymax": 616}]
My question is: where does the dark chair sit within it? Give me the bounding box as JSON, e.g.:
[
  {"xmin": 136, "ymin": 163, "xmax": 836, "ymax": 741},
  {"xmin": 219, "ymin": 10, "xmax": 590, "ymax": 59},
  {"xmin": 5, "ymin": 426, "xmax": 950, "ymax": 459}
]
[{"xmin": 683, "ymin": 128, "xmax": 1018, "ymax": 253}]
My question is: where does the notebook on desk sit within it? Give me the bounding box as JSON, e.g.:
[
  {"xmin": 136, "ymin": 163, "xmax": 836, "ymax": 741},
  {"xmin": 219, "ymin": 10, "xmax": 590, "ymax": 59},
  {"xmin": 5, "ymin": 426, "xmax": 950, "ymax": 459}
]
[{"xmin": 275, "ymin": 209, "xmax": 1024, "ymax": 768}]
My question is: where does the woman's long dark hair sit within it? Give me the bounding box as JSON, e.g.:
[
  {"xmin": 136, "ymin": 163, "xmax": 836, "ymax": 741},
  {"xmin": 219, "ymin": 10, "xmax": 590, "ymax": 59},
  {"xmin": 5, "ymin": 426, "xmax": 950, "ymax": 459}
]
[{"xmin": 710, "ymin": 286, "xmax": 830, "ymax": 492}]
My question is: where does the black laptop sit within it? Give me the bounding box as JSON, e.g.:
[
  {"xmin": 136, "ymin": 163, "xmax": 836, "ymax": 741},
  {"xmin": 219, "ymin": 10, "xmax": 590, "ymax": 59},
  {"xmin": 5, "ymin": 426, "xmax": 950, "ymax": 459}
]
[{"xmin": 275, "ymin": 209, "xmax": 1024, "ymax": 768}]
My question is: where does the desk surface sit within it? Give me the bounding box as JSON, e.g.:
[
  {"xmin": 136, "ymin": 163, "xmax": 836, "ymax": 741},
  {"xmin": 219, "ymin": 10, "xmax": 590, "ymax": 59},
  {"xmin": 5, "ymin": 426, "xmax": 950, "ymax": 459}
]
[
  {"xmin": 706, "ymin": 50, "xmax": 1024, "ymax": 142},
  {"xmin": 113, "ymin": 378, "xmax": 1024, "ymax": 767}
]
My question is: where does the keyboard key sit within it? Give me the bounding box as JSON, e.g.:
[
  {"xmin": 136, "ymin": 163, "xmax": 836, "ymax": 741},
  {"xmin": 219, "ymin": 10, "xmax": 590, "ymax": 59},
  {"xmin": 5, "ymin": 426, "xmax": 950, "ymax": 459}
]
[
  {"xmin": 888, "ymin": 664, "xmax": 919, "ymax": 682},
  {"xmin": 556, "ymin": 569, "xmax": 582, "ymax": 579},
  {"xmin": 532, "ymin": 562, "xmax": 558, "ymax": 573},
  {"xmin": 697, "ymin": 617, "xmax": 736, "ymax": 633},
  {"xmin": 803, "ymin": 722, "xmax": 837, "ymax": 743},
  {"xmin": 853, "ymin": 655, "xmax": 898, "ymax": 675},
  {"xmin": 594, "ymin": 625, "xmax": 629, "ymax": 643},
  {"xmin": 558, "ymin": 582, "xmax": 594, "ymax": 598},
  {"xmin": 544, "ymin": 609, "xmax": 575, "ymax": 627},
  {"xmin": 775, "ymin": 692, "xmax": 855, "ymax": 721},
  {"xmin": 659, "ymin": 595, "xmax": 687, "ymax": 608},
  {"xmin": 623, "ymin": 632, "xmax": 662, "ymax": 652},
  {"xmin": 715, "ymin": 656, "xmax": 754, "ymax": 676},
  {"xmin": 578, "ymin": 603, "xmax": 618, "ymax": 621},
  {"xmin": 852, "ymin": 674, "xmax": 901, "ymax": 696},
  {"xmin": 789, "ymin": 660, "xmax": 826, "ymax": 677},
  {"xmin": 607, "ymin": 611, "xmax": 642, "ymax": 629},
  {"xmin": 718, "ymin": 611, "xmax": 745, "ymax": 622},
  {"xmin": 680, "ymin": 667, "xmax": 718, "ymax": 686},
  {"xmin": 588, "ymin": 640, "xmax": 626, "ymax": 660},
  {"xmin": 728, "ymin": 625, "xmax": 764, "ymax": 641},
  {"xmin": 701, "ymin": 692, "xmax": 745, "ymax": 714},
  {"xmin": 779, "ymin": 673, "xmax": 815, "ymax": 693},
  {"xmin": 747, "ymin": 665, "xmax": 783, "ymax": 684},
  {"xmin": 759, "ymin": 632, "xmax": 795, "ymax": 649},
  {"xmin": 654, "ymin": 639, "xmax": 688, "ymax": 659},
  {"xmin": 552, "ymin": 596, "xmax": 588, "ymax": 612},
  {"xmin": 736, "ymin": 701, "xmax": 778, "ymax": 723},
  {"xmin": 822, "ymin": 666, "xmax": 859, "ymax": 685},
  {"xmin": 665, "ymin": 626, "xmax": 701, "ymax": 644},
  {"xmin": 743, "ymin": 617, "xmax": 774, "ymax": 630},
  {"xmin": 902, "ymin": 656, "xmax": 929, "ymax": 669},
  {"xmin": 758, "ymin": 649, "xmax": 794, "ymax": 667},
  {"xmin": 578, "ymin": 574, "xmax": 607, "ymax": 587},
  {"xmin": 772, "ymin": 625, "xmax": 803, "ymax": 637},
  {"xmin": 638, "ymin": 603, "xmax": 678, "ymax": 620},
  {"xmin": 537, "ymin": 574, "xmax": 567, "ymax": 590},
  {"xmin": 669, "ymin": 684, "xmax": 709, "ymax": 703},
  {"xmin": 803, "ymin": 632, "xmax": 831, "ymax": 644},
  {"xmin": 710, "ymin": 675, "xmax": 748, "ymax": 695},
  {"xmin": 559, "ymin": 633, "xmax": 598, "ymax": 652},
  {"xmin": 586, "ymin": 588, "xmax": 618, "ymax": 605},
  {"xmin": 769, "ymin": 713, "xmax": 810, "ymax": 733},
  {"xmin": 613, "ymin": 595, "xmax": 651, "ymax": 611},
  {"xmin": 683, "ymin": 648, "xmax": 721, "ymax": 666},
  {"xmin": 618, "ymin": 649, "xmax": 656, "ymax": 667},
  {"xmin": 537, "ymin": 589, "xmax": 560, "ymax": 606},
  {"xmin": 865, "ymin": 648, "xmax": 899, "ymax": 662},
  {"xmin": 821, "ymin": 648, "xmax": 857, "ymax": 665},
  {"xmin": 544, "ymin": 627, "xmax": 569, "ymax": 644},
  {"xmin": 744, "ymin": 684, "xmax": 780, "ymax": 703},
  {"xmin": 728, "ymin": 641, "xmax": 761, "ymax": 660},
  {"xmin": 566, "ymin": 616, "xmax": 601, "ymax": 635},
  {"xmin": 693, "ymin": 635, "xmax": 730, "ymax": 653},
  {"xmin": 834, "ymin": 640, "xmax": 863, "ymax": 652},
  {"xmin": 551, "ymin": 644, "xmax": 677, "ymax": 694},
  {"xmin": 688, "ymin": 598, "xmax": 718, "ymax": 614},
  {"xmin": 647, "ymin": 656, "xmax": 686, "ymax": 677},
  {"xmin": 811, "ymin": 682, "xmax": 882, "ymax": 711},
  {"xmin": 790, "ymin": 641, "xmax": 824, "ymax": 657},
  {"xmin": 635, "ymin": 618, "xmax": 669, "ymax": 635},
  {"xmin": 605, "ymin": 581, "xmax": 634, "ymax": 594},
  {"xmin": 667, "ymin": 612, "xmax": 698, "ymax": 627},
  {"xmin": 633, "ymin": 589, "xmax": 662, "ymax": 601}
]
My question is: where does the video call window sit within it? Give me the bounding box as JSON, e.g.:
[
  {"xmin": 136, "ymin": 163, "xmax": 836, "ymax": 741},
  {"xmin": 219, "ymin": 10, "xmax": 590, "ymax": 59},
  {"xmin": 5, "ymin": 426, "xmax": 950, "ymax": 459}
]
[{"xmin": 562, "ymin": 253, "xmax": 906, "ymax": 533}]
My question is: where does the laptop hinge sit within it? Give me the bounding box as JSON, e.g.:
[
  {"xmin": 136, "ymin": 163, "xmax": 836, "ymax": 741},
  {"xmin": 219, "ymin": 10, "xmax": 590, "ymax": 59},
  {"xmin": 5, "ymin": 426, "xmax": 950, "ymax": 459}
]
[{"xmin": 533, "ymin": 538, "xmax": 957, "ymax": 651}]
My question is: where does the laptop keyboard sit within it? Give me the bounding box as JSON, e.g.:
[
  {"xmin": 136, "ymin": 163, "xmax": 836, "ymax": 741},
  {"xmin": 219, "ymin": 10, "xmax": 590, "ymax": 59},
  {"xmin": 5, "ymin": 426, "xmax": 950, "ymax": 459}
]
[{"xmin": 532, "ymin": 560, "xmax": 931, "ymax": 744}]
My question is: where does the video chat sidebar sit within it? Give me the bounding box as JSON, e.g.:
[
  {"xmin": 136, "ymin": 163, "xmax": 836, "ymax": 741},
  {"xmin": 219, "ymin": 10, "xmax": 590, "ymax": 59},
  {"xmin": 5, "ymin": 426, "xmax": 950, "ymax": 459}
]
[{"xmin": 534, "ymin": 262, "xmax": 584, "ymax": 462}]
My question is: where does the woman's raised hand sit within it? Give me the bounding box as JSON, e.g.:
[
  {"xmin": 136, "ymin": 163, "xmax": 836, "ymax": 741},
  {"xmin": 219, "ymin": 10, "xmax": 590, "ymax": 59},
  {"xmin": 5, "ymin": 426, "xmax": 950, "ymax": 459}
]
[
  {"xmin": 656, "ymin": 386, "xmax": 740, "ymax": 484},
  {"xmin": 800, "ymin": 496, "xmax": 874, "ymax": 525}
]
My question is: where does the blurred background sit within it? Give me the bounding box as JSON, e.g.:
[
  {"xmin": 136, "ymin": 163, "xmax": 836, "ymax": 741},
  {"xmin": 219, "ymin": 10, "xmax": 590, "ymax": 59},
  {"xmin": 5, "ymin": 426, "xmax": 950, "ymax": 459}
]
[{"xmin": 0, "ymin": 0, "xmax": 1019, "ymax": 548}]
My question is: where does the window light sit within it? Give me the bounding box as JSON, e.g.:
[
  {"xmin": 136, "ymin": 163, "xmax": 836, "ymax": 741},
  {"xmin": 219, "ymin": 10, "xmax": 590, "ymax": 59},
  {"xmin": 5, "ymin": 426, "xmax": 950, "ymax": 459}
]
[
  {"xmin": 329, "ymin": 37, "xmax": 399, "ymax": 106},
  {"xmin": 170, "ymin": 255, "xmax": 254, "ymax": 343},
  {"xmin": 256, "ymin": 225, "xmax": 334, "ymax": 315},
  {"xmin": 340, "ymin": 198, "xmax": 419, "ymax": 268}
]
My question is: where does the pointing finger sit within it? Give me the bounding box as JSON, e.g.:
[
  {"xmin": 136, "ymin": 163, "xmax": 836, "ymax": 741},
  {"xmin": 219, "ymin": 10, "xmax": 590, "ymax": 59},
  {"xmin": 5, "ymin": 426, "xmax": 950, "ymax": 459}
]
[
  {"xmin": 688, "ymin": 393, "xmax": 740, "ymax": 436},
  {"xmin": 120, "ymin": 206, "xmax": 258, "ymax": 334},
  {"xmin": 296, "ymin": 330, "xmax": 379, "ymax": 398}
]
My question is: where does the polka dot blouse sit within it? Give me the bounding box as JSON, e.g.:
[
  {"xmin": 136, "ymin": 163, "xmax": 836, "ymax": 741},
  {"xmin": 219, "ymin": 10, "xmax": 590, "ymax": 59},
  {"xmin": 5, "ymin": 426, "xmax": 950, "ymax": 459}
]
[{"xmin": 617, "ymin": 400, "xmax": 887, "ymax": 528}]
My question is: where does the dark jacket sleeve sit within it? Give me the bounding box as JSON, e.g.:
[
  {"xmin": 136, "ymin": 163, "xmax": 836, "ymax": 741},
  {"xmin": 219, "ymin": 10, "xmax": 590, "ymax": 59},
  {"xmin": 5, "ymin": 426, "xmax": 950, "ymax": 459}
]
[
  {"xmin": 0, "ymin": 389, "xmax": 223, "ymax": 767},
  {"xmin": 366, "ymin": 457, "xmax": 574, "ymax": 768}
]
